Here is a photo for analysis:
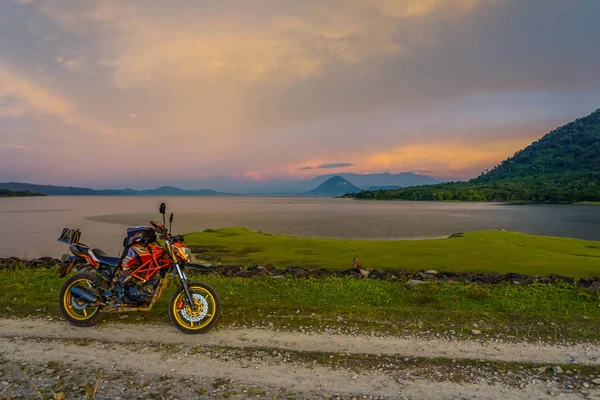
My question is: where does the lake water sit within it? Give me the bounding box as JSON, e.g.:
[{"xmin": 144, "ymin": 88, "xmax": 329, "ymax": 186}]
[{"xmin": 1, "ymin": 196, "xmax": 599, "ymax": 258}]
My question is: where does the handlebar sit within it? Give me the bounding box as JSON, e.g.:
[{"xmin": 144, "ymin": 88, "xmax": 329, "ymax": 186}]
[{"xmin": 150, "ymin": 220, "xmax": 163, "ymax": 230}]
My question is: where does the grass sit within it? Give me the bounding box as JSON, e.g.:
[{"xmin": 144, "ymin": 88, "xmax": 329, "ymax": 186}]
[
  {"xmin": 185, "ymin": 228, "xmax": 600, "ymax": 278},
  {"xmin": 1, "ymin": 267, "xmax": 599, "ymax": 342}
]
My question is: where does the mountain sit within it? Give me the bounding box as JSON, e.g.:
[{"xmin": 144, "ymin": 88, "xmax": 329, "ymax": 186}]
[
  {"xmin": 348, "ymin": 108, "xmax": 600, "ymax": 203},
  {"xmin": 308, "ymin": 172, "xmax": 440, "ymax": 190},
  {"xmin": 308, "ymin": 176, "xmax": 361, "ymax": 196},
  {"xmin": 475, "ymin": 108, "xmax": 600, "ymax": 182},
  {"xmin": 160, "ymin": 172, "xmax": 440, "ymax": 194},
  {"xmin": 0, "ymin": 182, "xmax": 223, "ymax": 196}
]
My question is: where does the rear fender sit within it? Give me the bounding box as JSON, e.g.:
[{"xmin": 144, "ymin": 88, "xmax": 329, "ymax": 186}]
[{"xmin": 58, "ymin": 255, "xmax": 85, "ymax": 277}]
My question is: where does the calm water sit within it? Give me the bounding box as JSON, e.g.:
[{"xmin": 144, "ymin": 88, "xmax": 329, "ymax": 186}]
[{"xmin": 1, "ymin": 196, "xmax": 600, "ymax": 258}]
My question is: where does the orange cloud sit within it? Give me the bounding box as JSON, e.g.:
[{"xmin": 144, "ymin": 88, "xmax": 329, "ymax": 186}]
[
  {"xmin": 368, "ymin": 0, "xmax": 490, "ymax": 18},
  {"xmin": 0, "ymin": 64, "xmax": 138, "ymax": 138},
  {"xmin": 362, "ymin": 136, "xmax": 539, "ymax": 179}
]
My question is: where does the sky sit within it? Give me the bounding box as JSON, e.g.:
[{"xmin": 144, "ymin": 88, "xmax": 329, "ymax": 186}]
[{"xmin": 1, "ymin": 0, "xmax": 599, "ymax": 189}]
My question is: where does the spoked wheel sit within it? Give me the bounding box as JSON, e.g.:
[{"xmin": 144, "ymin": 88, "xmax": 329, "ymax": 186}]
[
  {"xmin": 169, "ymin": 282, "xmax": 220, "ymax": 334},
  {"xmin": 59, "ymin": 272, "xmax": 102, "ymax": 327}
]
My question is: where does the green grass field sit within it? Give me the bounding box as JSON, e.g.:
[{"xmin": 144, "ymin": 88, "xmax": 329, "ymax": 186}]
[
  {"xmin": 186, "ymin": 228, "xmax": 600, "ymax": 278},
  {"xmin": 1, "ymin": 267, "xmax": 599, "ymax": 342}
]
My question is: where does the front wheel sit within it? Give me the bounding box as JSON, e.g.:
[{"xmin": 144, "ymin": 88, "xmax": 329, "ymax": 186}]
[{"xmin": 169, "ymin": 282, "xmax": 220, "ymax": 334}]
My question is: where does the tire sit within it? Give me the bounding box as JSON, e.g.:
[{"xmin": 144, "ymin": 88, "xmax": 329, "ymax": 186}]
[
  {"xmin": 58, "ymin": 272, "xmax": 102, "ymax": 327},
  {"xmin": 169, "ymin": 282, "xmax": 220, "ymax": 334}
]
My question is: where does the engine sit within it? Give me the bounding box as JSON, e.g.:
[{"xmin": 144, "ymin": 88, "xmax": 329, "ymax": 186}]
[{"xmin": 125, "ymin": 278, "xmax": 159, "ymax": 304}]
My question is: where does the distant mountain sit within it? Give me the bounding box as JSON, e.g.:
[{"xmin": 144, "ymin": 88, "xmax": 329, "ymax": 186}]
[
  {"xmin": 309, "ymin": 172, "xmax": 440, "ymax": 190},
  {"xmin": 138, "ymin": 186, "xmax": 219, "ymax": 196},
  {"xmin": 349, "ymin": 108, "xmax": 600, "ymax": 203},
  {"xmin": 308, "ymin": 176, "xmax": 361, "ymax": 196},
  {"xmin": 0, "ymin": 182, "xmax": 223, "ymax": 196},
  {"xmin": 0, "ymin": 172, "xmax": 441, "ymax": 196},
  {"xmin": 0, "ymin": 188, "xmax": 45, "ymax": 197},
  {"xmin": 160, "ymin": 172, "xmax": 441, "ymax": 194}
]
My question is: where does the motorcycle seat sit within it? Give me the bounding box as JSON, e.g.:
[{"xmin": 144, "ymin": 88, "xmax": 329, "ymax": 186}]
[{"xmin": 90, "ymin": 248, "xmax": 121, "ymax": 267}]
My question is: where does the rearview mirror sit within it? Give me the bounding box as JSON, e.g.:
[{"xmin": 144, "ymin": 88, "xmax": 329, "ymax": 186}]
[
  {"xmin": 159, "ymin": 203, "xmax": 166, "ymax": 214},
  {"xmin": 169, "ymin": 212, "xmax": 174, "ymax": 223}
]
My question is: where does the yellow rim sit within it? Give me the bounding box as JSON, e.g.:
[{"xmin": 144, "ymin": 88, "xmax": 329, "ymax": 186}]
[
  {"xmin": 62, "ymin": 278, "xmax": 99, "ymax": 321},
  {"xmin": 172, "ymin": 286, "xmax": 216, "ymax": 330}
]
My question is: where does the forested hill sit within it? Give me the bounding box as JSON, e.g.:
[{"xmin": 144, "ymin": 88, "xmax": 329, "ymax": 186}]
[
  {"xmin": 347, "ymin": 108, "xmax": 600, "ymax": 203},
  {"xmin": 0, "ymin": 189, "xmax": 45, "ymax": 197},
  {"xmin": 475, "ymin": 108, "xmax": 600, "ymax": 182}
]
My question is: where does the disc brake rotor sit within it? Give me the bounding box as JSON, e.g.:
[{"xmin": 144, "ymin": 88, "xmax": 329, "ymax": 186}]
[{"xmin": 179, "ymin": 293, "xmax": 209, "ymax": 323}]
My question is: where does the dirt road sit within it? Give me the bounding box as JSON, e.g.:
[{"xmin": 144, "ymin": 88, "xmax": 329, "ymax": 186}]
[{"xmin": 0, "ymin": 317, "xmax": 599, "ymax": 399}]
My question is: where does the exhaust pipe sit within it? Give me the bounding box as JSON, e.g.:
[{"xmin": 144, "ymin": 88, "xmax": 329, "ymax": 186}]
[{"xmin": 70, "ymin": 286, "xmax": 101, "ymax": 304}]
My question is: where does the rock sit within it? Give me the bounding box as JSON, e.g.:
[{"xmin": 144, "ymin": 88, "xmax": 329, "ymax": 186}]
[
  {"xmin": 368, "ymin": 269, "xmax": 387, "ymax": 279},
  {"xmin": 233, "ymin": 270, "xmax": 253, "ymax": 278},
  {"xmin": 552, "ymin": 366, "xmax": 564, "ymax": 374},
  {"xmin": 351, "ymin": 374, "xmax": 358, "ymax": 380},
  {"xmin": 267, "ymin": 322, "xmax": 274, "ymax": 328},
  {"xmin": 359, "ymin": 269, "xmax": 370, "ymax": 278},
  {"xmin": 119, "ymin": 315, "xmax": 129, "ymax": 319},
  {"xmin": 589, "ymin": 281, "xmax": 600, "ymax": 290},
  {"xmin": 592, "ymin": 378, "xmax": 600, "ymax": 385},
  {"xmin": 424, "ymin": 270, "xmax": 438, "ymax": 275},
  {"xmin": 405, "ymin": 279, "xmax": 426, "ymax": 288},
  {"xmin": 448, "ymin": 233, "xmax": 464, "ymax": 238},
  {"xmin": 337, "ymin": 269, "xmax": 362, "ymax": 278},
  {"xmin": 583, "ymin": 383, "xmax": 590, "ymax": 388},
  {"xmin": 240, "ymin": 361, "xmax": 250, "ymax": 369},
  {"xmin": 323, "ymin": 395, "xmax": 333, "ymax": 399},
  {"xmin": 285, "ymin": 266, "xmax": 311, "ymax": 278},
  {"xmin": 470, "ymin": 330, "xmax": 481, "ymax": 336},
  {"xmin": 537, "ymin": 367, "xmax": 548, "ymax": 373},
  {"xmin": 272, "ymin": 275, "xmax": 286, "ymax": 279}
]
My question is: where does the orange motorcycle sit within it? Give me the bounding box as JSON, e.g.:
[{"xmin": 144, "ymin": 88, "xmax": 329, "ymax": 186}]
[{"xmin": 57, "ymin": 203, "xmax": 220, "ymax": 334}]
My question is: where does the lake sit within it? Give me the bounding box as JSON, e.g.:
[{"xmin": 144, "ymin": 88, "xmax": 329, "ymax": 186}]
[{"xmin": 1, "ymin": 196, "xmax": 599, "ymax": 258}]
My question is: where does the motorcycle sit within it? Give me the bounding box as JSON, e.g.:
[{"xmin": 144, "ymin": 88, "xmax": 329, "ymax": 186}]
[{"xmin": 56, "ymin": 202, "xmax": 220, "ymax": 334}]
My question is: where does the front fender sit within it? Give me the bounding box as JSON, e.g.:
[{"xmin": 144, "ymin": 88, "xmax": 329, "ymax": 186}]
[{"xmin": 183, "ymin": 263, "xmax": 216, "ymax": 274}]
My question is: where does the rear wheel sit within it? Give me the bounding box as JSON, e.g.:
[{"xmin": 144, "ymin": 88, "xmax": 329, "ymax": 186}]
[
  {"xmin": 169, "ymin": 282, "xmax": 220, "ymax": 334},
  {"xmin": 59, "ymin": 272, "xmax": 102, "ymax": 327}
]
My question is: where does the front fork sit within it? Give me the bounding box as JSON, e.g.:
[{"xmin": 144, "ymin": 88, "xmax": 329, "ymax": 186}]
[{"xmin": 175, "ymin": 263, "xmax": 197, "ymax": 311}]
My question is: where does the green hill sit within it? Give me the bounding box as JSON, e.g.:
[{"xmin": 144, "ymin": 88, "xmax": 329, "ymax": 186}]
[
  {"xmin": 475, "ymin": 108, "xmax": 600, "ymax": 182},
  {"xmin": 348, "ymin": 108, "xmax": 600, "ymax": 203}
]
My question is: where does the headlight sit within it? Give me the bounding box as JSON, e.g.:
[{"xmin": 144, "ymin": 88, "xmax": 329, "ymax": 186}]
[{"xmin": 180, "ymin": 246, "xmax": 194, "ymax": 263}]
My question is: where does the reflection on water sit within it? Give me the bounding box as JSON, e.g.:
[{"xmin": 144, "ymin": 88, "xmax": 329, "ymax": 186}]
[{"xmin": 1, "ymin": 196, "xmax": 600, "ymax": 258}]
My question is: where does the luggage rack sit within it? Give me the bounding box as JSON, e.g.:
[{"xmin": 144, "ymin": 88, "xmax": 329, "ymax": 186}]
[{"xmin": 58, "ymin": 228, "xmax": 81, "ymax": 245}]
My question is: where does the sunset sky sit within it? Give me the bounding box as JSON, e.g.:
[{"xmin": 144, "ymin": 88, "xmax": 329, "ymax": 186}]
[{"xmin": 1, "ymin": 0, "xmax": 599, "ymax": 189}]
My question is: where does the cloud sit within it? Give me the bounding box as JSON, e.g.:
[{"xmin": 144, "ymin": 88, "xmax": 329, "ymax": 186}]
[
  {"xmin": 368, "ymin": 0, "xmax": 489, "ymax": 19},
  {"xmin": 0, "ymin": 144, "xmax": 30, "ymax": 150},
  {"xmin": 363, "ymin": 135, "xmax": 541, "ymax": 180},
  {"xmin": 300, "ymin": 162, "xmax": 355, "ymax": 170},
  {"xmin": 0, "ymin": 63, "xmax": 138, "ymax": 137},
  {"xmin": 3, "ymin": 0, "xmax": 600, "ymax": 186},
  {"xmin": 317, "ymin": 163, "xmax": 355, "ymax": 169}
]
